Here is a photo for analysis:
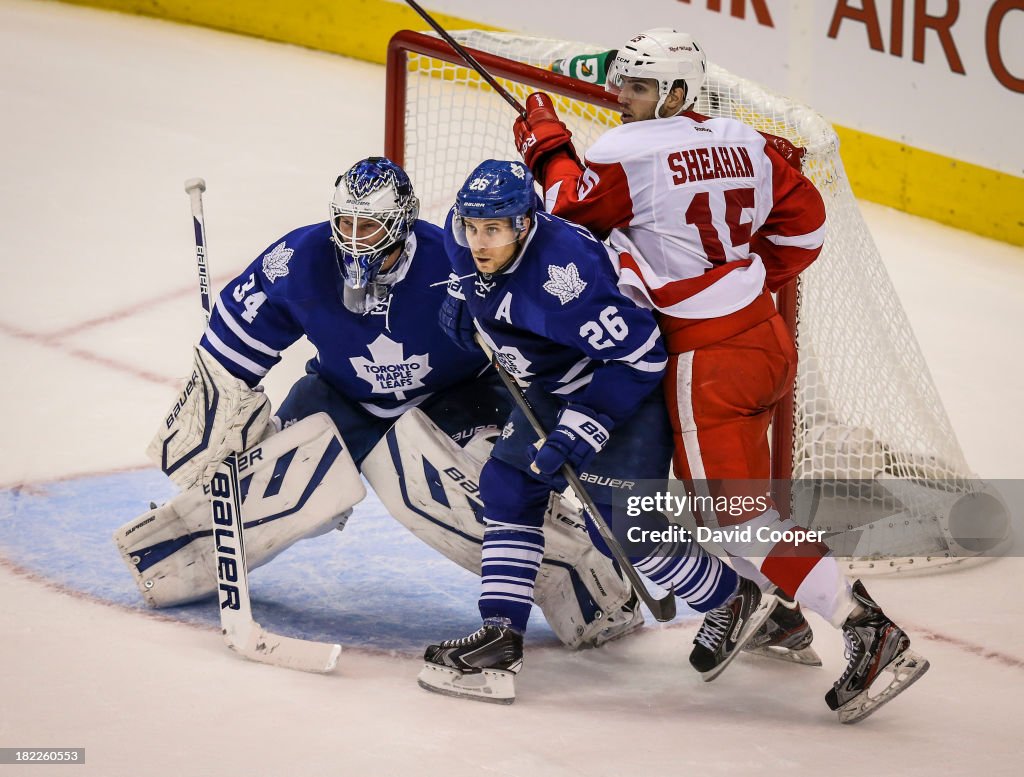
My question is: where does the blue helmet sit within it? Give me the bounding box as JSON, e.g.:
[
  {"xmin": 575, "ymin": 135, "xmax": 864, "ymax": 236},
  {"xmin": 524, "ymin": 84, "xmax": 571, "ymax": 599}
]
[
  {"xmin": 455, "ymin": 160, "xmax": 535, "ymax": 229},
  {"xmin": 330, "ymin": 157, "xmax": 420, "ymax": 290}
]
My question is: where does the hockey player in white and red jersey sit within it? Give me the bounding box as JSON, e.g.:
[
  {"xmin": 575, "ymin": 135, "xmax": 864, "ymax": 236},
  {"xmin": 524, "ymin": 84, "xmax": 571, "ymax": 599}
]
[{"xmin": 512, "ymin": 29, "xmax": 930, "ymax": 722}]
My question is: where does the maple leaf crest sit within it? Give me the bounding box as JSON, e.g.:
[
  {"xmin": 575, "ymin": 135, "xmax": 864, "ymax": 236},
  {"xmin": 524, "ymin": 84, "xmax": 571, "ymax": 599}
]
[
  {"xmin": 261, "ymin": 242, "xmax": 294, "ymax": 283},
  {"xmin": 493, "ymin": 345, "xmax": 533, "ymax": 383},
  {"xmin": 542, "ymin": 262, "xmax": 587, "ymax": 304},
  {"xmin": 349, "ymin": 334, "xmax": 432, "ymax": 401},
  {"xmin": 501, "ymin": 421, "xmax": 515, "ymax": 440}
]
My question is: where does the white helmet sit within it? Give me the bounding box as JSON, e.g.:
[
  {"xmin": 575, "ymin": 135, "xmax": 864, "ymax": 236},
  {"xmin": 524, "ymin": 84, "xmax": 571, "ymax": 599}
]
[{"xmin": 606, "ymin": 28, "xmax": 706, "ymax": 117}]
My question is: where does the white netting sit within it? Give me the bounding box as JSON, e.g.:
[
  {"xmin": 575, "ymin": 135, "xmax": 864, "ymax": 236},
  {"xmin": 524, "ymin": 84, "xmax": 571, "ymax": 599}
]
[{"xmin": 391, "ymin": 31, "xmax": 1010, "ymax": 571}]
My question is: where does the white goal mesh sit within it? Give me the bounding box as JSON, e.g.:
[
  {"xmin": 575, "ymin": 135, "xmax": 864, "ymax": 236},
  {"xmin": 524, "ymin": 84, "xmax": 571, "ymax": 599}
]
[{"xmin": 385, "ymin": 30, "xmax": 1011, "ymax": 573}]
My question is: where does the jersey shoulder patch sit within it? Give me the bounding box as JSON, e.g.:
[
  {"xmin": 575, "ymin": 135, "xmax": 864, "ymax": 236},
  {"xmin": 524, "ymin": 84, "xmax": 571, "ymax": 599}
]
[
  {"xmin": 541, "ymin": 261, "xmax": 588, "ymax": 305},
  {"xmin": 261, "ymin": 241, "xmax": 294, "ymax": 282}
]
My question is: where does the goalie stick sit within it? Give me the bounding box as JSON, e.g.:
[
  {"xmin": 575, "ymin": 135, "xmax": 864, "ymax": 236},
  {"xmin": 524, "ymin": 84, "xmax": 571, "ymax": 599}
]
[
  {"xmin": 474, "ymin": 335, "xmax": 677, "ymax": 623},
  {"xmin": 184, "ymin": 177, "xmax": 341, "ymax": 672}
]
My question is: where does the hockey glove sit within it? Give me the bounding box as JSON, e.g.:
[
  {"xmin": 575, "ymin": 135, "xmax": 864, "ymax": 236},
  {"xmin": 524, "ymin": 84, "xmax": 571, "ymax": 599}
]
[
  {"xmin": 513, "ymin": 93, "xmax": 582, "ymax": 177},
  {"xmin": 147, "ymin": 345, "xmax": 271, "ymax": 489},
  {"xmin": 529, "ymin": 403, "xmax": 613, "ymax": 481},
  {"xmin": 439, "ymin": 276, "xmax": 478, "ymax": 352}
]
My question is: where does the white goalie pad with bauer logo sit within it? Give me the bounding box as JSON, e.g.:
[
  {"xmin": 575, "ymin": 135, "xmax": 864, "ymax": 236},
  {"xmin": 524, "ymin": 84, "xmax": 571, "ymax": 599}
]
[
  {"xmin": 115, "ymin": 413, "xmax": 365, "ymax": 608},
  {"xmin": 361, "ymin": 408, "xmax": 642, "ymax": 649}
]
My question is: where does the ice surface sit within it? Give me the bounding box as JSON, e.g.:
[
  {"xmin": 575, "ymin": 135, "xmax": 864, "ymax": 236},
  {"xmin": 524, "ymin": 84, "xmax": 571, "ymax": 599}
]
[{"xmin": 1, "ymin": 1, "xmax": 1022, "ymax": 775}]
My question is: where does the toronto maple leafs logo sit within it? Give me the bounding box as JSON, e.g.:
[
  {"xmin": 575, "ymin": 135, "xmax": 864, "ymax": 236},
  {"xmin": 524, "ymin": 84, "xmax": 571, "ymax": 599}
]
[
  {"xmin": 493, "ymin": 345, "xmax": 533, "ymax": 382},
  {"xmin": 501, "ymin": 421, "xmax": 515, "ymax": 440},
  {"xmin": 350, "ymin": 334, "xmax": 432, "ymax": 400},
  {"xmin": 262, "ymin": 242, "xmax": 293, "ymax": 283},
  {"xmin": 510, "ymin": 163, "xmax": 525, "ymax": 179},
  {"xmin": 542, "ymin": 263, "xmax": 587, "ymax": 304},
  {"xmin": 347, "ymin": 165, "xmax": 401, "ymax": 199}
]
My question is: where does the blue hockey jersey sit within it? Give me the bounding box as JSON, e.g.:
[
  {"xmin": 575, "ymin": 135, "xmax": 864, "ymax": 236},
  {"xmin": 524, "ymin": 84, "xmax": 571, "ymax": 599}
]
[
  {"xmin": 201, "ymin": 220, "xmax": 488, "ymax": 418},
  {"xmin": 444, "ymin": 209, "xmax": 667, "ymax": 426}
]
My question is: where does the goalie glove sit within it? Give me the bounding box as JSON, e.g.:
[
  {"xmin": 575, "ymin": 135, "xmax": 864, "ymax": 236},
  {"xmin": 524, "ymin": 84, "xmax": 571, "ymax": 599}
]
[
  {"xmin": 512, "ymin": 93, "xmax": 582, "ymax": 179},
  {"xmin": 529, "ymin": 403, "xmax": 613, "ymax": 483},
  {"xmin": 147, "ymin": 345, "xmax": 271, "ymax": 489}
]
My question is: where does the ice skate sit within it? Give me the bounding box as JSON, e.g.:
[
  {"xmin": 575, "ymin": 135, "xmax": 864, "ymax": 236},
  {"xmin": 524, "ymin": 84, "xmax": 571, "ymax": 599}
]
[
  {"xmin": 826, "ymin": 580, "xmax": 930, "ymax": 724},
  {"xmin": 689, "ymin": 578, "xmax": 777, "ymax": 682},
  {"xmin": 418, "ymin": 618, "xmax": 524, "ymax": 704},
  {"xmin": 588, "ymin": 590, "xmax": 645, "ymax": 648},
  {"xmin": 744, "ymin": 590, "xmax": 822, "ymax": 667}
]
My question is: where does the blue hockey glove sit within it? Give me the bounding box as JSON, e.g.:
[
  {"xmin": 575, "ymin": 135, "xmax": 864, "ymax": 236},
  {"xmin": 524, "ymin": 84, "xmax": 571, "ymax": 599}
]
[
  {"xmin": 438, "ymin": 276, "xmax": 478, "ymax": 351},
  {"xmin": 529, "ymin": 403, "xmax": 613, "ymax": 479}
]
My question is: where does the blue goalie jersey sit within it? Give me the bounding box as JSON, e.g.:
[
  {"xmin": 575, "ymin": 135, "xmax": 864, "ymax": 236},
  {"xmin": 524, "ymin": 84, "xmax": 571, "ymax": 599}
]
[
  {"xmin": 201, "ymin": 220, "xmax": 488, "ymax": 418},
  {"xmin": 444, "ymin": 209, "xmax": 667, "ymax": 425}
]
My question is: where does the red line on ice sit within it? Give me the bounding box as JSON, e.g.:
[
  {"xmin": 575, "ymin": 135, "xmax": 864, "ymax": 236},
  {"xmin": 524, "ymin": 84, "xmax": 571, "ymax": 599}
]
[{"xmin": 0, "ymin": 319, "xmax": 177, "ymax": 387}]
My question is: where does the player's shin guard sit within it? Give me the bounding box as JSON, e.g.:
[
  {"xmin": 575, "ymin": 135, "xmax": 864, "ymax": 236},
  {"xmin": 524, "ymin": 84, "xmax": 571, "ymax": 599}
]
[
  {"xmin": 475, "ymin": 459, "xmax": 548, "ymax": 633},
  {"xmin": 632, "ymin": 537, "xmax": 738, "ymax": 612},
  {"xmin": 478, "ymin": 523, "xmax": 545, "ymax": 633}
]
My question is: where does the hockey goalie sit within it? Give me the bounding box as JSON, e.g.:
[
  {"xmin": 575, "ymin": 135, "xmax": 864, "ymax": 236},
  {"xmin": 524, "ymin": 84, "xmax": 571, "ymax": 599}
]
[{"xmin": 113, "ymin": 157, "xmax": 642, "ymax": 650}]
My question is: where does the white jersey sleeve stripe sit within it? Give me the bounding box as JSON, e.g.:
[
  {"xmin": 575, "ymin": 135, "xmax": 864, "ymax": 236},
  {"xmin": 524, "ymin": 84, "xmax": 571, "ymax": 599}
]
[
  {"xmin": 625, "ymin": 357, "xmax": 668, "ymax": 373},
  {"xmin": 618, "ymin": 328, "xmax": 662, "ymax": 365},
  {"xmin": 214, "ymin": 298, "xmax": 281, "ymax": 357},
  {"xmin": 764, "ymin": 221, "xmax": 826, "ymax": 250},
  {"xmin": 552, "ymin": 373, "xmax": 594, "ymax": 396},
  {"xmin": 204, "ymin": 329, "xmax": 270, "ymax": 378}
]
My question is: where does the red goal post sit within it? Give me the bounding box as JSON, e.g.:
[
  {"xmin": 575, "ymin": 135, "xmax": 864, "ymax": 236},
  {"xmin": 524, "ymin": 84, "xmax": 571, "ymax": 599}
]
[{"xmin": 384, "ymin": 30, "xmax": 1011, "ymax": 573}]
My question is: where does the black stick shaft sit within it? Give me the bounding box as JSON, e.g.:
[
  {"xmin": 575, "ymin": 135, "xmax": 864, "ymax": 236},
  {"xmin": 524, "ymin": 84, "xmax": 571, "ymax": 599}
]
[
  {"xmin": 476, "ymin": 336, "xmax": 676, "ymax": 622},
  {"xmin": 403, "ymin": 0, "xmax": 527, "ymax": 118}
]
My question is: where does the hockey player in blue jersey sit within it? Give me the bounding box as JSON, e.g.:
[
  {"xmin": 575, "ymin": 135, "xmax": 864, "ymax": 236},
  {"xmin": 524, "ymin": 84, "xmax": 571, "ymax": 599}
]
[
  {"xmin": 418, "ymin": 160, "xmax": 774, "ymax": 704},
  {"xmin": 116, "ymin": 158, "xmax": 644, "ymax": 650}
]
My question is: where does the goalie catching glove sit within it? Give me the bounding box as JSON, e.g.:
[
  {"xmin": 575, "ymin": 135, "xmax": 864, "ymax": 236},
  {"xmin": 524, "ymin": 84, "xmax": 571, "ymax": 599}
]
[
  {"xmin": 529, "ymin": 403, "xmax": 613, "ymax": 482},
  {"xmin": 147, "ymin": 345, "xmax": 271, "ymax": 489},
  {"xmin": 512, "ymin": 93, "xmax": 582, "ymax": 179}
]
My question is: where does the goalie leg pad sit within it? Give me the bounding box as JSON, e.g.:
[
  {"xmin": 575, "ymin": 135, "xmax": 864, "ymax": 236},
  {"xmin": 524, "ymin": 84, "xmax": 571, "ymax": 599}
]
[
  {"xmin": 115, "ymin": 413, "xmax": 365, "ymax": 607},
  {"xmin": 361, "ymin": 409, "xmax": 640, "ymax": 649}
]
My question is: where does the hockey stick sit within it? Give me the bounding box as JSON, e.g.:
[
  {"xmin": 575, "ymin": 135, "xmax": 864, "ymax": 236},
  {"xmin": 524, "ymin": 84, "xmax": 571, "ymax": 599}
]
[
  {"xmin": 184, "ymin": 178, "xmax": 341, "ymax": 672},
  {"xmin": 402, "ymin": 0, "xmax": 527, "ymax": 118},
  {"xmin": 474, "ymin": 335, "xmax": 677, "ymax": 623}
]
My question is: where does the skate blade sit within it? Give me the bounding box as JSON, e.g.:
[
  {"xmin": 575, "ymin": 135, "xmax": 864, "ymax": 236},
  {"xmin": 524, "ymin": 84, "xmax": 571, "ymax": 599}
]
[
  {"xmin": 588, "ymin": 611, "xmax": 645, "ymax": 649},
  {"xmin": 700, "ymin": 593, "xmax": 779, "ymax": 683},
  {"xmin": 836, "ymin": 649, "xmax": 930, "ymax": 724},
  {"xmin": 417, "ymin": 663, "xmax": 517, "ymax": 704},
  {"xmin": 745, "ymin": 643, "xmax": 822, "ymax": 667}
]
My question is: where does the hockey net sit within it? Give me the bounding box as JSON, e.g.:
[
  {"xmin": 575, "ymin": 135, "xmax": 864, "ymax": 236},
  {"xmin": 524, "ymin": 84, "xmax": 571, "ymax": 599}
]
[{"xmin": 385, "ymin": 30, "xmax": 1011, "ymax": 573}]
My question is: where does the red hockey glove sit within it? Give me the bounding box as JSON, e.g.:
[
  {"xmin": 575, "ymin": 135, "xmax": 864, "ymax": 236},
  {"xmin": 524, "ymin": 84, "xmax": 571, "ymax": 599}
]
[
  {"xmin": 761, "ymin": 131, "xmax": 806, "ymax": 172},
  {"xmin": 513, "ymin": 93, "xmax": 581, "ymax": 177}
]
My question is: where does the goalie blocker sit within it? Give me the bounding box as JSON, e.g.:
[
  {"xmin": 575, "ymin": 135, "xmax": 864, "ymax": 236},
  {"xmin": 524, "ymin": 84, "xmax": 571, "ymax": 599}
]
[{"xmin": 115, "ymin": 410, "xmax": 641, "ymax": 650}]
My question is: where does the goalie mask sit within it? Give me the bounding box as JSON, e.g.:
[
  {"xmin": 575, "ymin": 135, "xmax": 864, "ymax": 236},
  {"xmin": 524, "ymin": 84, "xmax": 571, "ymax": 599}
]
[
  {"xmin": 606, "ymin": 28, "xmax": 706, "ymax": 117},
  {"xmin": 330, "ymin": 157, "xmax": 420, "ymax": 312}
]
